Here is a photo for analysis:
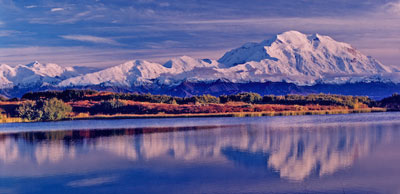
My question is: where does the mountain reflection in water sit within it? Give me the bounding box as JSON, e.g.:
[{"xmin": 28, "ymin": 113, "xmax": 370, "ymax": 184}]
[{"xmin": 1, "ymin": 121, "xmax": 399, "ymax": 182}]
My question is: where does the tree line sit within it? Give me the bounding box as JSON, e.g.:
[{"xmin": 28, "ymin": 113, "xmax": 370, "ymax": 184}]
[
  {"xmin": 18, "ymin": 89, "xmax": 375, "ymax": 108},
  {"xmin": 1, "ymin": 89, "xmax": 398, "ymax": 122}
]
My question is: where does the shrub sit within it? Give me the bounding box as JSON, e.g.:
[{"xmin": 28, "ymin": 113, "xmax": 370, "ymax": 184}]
[
  {"xmin": 60, "ymin": 89, "xmax": 98, "ymax": 102},
  {"xmin": 220, "ymin": 92, "xmax": 262, "ymax": 104},
  {"xmin": 42, "ymin": 98, "xmax": 73, "ymax": 121},
  {"xmin": 167, "ymin": 98, "xmax": 177, "ymax": 104},
  {"xmin": 17, "ymin": 101, "xmax": 42, "ymax": 121},
  {"xmin": 90, "ymin": 99, "xmax": 127, "ymax": 115},
  {"xmin": 0, "ymin": 95, "xmax": 7, "ymax": 101},
  {"xmin": 17, "ymin": 98, "xmax": 72, "ymax": 121}
]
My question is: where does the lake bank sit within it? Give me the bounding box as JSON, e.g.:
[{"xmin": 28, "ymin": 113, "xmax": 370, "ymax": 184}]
[{"xmin": 0, "ymin": 107, "xmax": 386, "ymax": 124}]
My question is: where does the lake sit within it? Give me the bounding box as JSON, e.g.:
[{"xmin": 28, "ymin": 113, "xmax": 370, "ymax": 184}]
[{"xmin": 1, "ymin": 112, "xmax": 400, "ymax": 194}]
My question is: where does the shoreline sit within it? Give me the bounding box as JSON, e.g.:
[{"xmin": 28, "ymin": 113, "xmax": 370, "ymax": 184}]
[{"xmin": 0, "ymin": 107, "xmax": 387, "ymax": 124}]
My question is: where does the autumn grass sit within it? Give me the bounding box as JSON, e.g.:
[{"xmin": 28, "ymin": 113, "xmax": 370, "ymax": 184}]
[
  {"xmin": 0, "ymin": 107, "xmax": 387, "ymax": 124},
  {"xmin": 69, "ymin": 107, "xmax": 386, "ymax": 120},
  {"xmin": 0, "ymin": 115, "xmax": 25, "ymax": 123}
]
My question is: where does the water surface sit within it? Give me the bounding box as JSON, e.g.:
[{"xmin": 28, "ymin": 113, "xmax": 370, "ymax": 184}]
[{"xmin": 1, "ymin": 112, "xmax": 400, "ymax": 194}]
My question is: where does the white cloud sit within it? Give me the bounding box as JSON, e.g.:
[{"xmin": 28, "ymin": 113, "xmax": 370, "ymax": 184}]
[
  {"xmin": 383, "ymin": 1, "xmax": 400, "ymax": 15},
  {"xmin": 60, "ymin": 35, "xmax": 121, "ymax": 45},
  {"xmin": 0, "ymin": 30, "xmax": 19, "ymax": 37},
  {"xmin": 67, "ymin": 176, "xmax": 118, "ymax": 187},
  {"xmin": 0, "ymin": 47, "xmax": 129, "ymax": 67},
  {"xmin": 58, "ymin": 11, "xmax": 91, "ymax": 24},
  {"xmin": 25, "ymin": 5, "xmax": 37, "ymax": 9},
  {"xmin": 51, "ymin": 8, "xmax": 64, "ymax": 12},
  {"xmin": 0, "ymin": 46, "xmax": 225, "ymax": 68}
]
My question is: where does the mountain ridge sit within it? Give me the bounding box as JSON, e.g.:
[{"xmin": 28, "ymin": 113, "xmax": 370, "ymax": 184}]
[
  {"xmin": 58, "ymin": 30, "xmax": 397, "ymax": 87},
  {"xmin": 1, "ymin": 30, "xmax": 399, "ymax": 98}
]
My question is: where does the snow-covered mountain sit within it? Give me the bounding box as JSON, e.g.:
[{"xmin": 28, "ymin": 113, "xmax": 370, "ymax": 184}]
[
  {"xmin": 58, "ymin": 56, "xmax": 219, "ymax": 87},
  {"xmin": 0, "ymin": 61, "xmax": 98, "ymax": 89},
  {"xmin": 1, "ymin": 31, "xmax": 399, "ymax": 98},
  {"xmin": 216, "ymin": 31, "xmax": 393, "ymax": 84},
  {"xmin": 58, "ymin": 31, "xmax": 396, "ymax": 87}
]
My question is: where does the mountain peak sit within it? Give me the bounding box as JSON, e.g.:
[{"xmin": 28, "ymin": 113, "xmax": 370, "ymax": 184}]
[
  {"xmin": 277, "ymin": 30, "xmax": 305, "ymax": 38},
  {"xmin": 274, "ymin": 31, "xmax": 337, "ymax": 48},
  {"xmin": 218, "ymin": 31, "xmax": 391, "ymax": 76},
  {"xmin": 275, "ymin": 31, "xmax": 324, "ymax": 42},
  {"xmin": 26, "ymin": 61, "xmax": 41, "ymax": 67}
]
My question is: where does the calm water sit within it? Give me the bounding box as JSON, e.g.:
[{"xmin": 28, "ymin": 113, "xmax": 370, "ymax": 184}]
[{"xmin": 1, "ymin": 112, "xmax": 400, "ymax": 194}]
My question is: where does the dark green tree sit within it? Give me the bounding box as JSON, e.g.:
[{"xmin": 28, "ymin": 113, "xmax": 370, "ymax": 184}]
[{"xmin": 17, "ymin": 101, "xmax": 43, "ymax": 121}]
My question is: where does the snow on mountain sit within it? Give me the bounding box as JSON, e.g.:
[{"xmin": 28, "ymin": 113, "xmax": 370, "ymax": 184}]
[
  {"xmin": 59, "ymin": 56, "xmax": 221, "ymax": 87},
  {"xmin": 0, "ymin": 64, "xmax": 15, "ymax": 88},
  {"xmin": 0, "ymin": 61, "xmax": 98, "ymax": 89},
  {"xmin": 155, "ymin": 31, "xmax": 394, "ymax": 85},
  {"xmin": 58, "ymin": 31, "xmax": 395, "ymax": 88},
  {"xmin": 59, "ymin": 60, "xmax": 170, "ymax": 87},
  {"xmin": 217, "ymin": 31, "xmax": 393, "ymax": 84},
  {"xmin": 25, "ymin": 61, "xmax": 68, "ymax": 77},
  {"xmin": 2, "ymin": 31, "xmax": 397, "ymax": 91},
  {"xmin": 162, "ymin": 56, "xmax": 219, "ymax": 73}
]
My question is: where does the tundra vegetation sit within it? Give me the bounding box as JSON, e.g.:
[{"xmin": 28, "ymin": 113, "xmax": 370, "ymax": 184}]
[{"xmin": 0, "ymin": 89, "xmax": 398, "ymax": 123}]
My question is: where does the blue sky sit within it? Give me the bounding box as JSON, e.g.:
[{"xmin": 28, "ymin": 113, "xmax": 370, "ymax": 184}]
[{"xmin": 0, "ymin": 0, "xmax": 399, "ymax": 67}]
